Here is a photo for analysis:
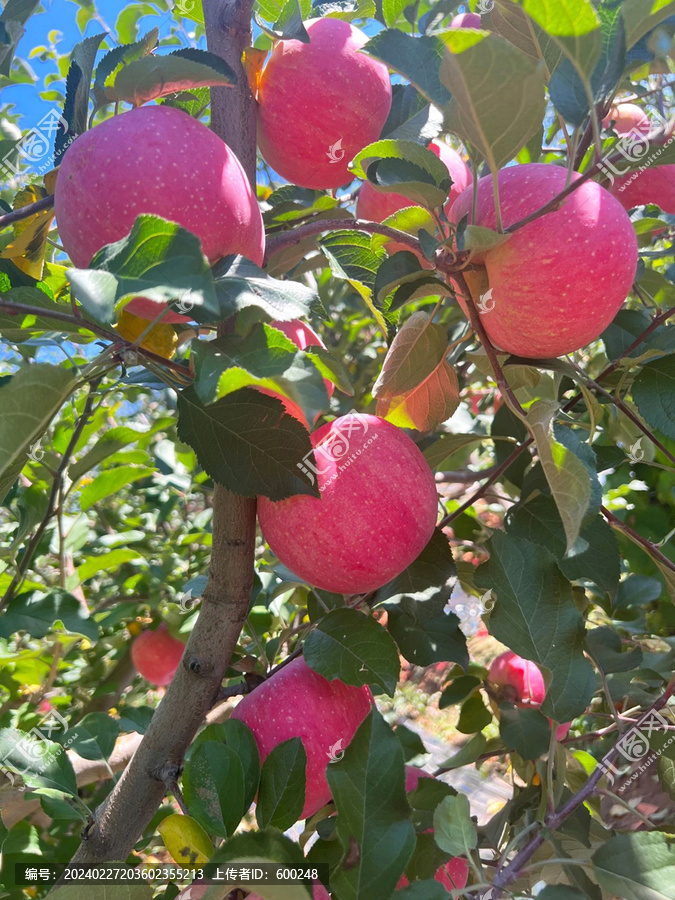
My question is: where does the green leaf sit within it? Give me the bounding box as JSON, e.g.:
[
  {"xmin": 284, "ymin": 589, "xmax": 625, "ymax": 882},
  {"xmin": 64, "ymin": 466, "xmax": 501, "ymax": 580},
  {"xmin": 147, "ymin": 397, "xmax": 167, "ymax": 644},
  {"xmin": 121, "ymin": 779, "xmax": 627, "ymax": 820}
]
[
  {"xmin": 158, "ymin": 813, "xmax": 213, "ymax": 866},
  {"xmin": 350, "ymin": 139, "xmax": 452, "ymax": 209},
  {"xmin": 205, "ymin": 830, "xmax": 312, "ymax": 900},
  {"xmin": 68, "ymin": 215, "xmax": 218, "ymax": 324},
  {"xmin": 592, "ymin": 832, "xmax": 675, "ymax": 900},
  {"xmin": 0, "ymin": 590, "xmax": 98, "ymax": 641},
  {"xmin": 484, "ymin": 1, "xmax": 562, "ymax": 73},
  {"xmin": 375, "ymin": 528, "xmax": 458, "ymax": 621},
  {"xmin": 111, "ymin": 48, "xmax": 237, "ymax": 106},
  {"xmin": 269, "ymin": 0, "xmax": 310, "ymax": 42},
  {"xmin": 527, "ymin": 400, "xmax": 595, "ymax": 553},
  {"xmin": 93, "ymin": 28, "xmax": 159, "ymax": 107},
  {"xmin": 373, "ymin": 311, "xmax": 449, "ymax": 397},
  {"xmin": 183, "ymin": 740, "xmax": 246, "ymax": 838},
  {"xmin": 395, "ymin": 881, "xmax": 451, "ymax": 899},
  {"xmin": 80, "ymin": 465, "xmax": 154, "ymax": 511},
  {"xmin": 57, "ymin": 33, "xmax": 106, "ymax": 162},
  {"xmin": 585, "ymin": 627, "xmax": 643, "ymax": 674},
  {"xmin": 381, "ymin": 84, "xmax": 444, "ymax": 144},
  {"xmin": 537, "ymin": 888, "xmax": 587, "ymax": 900},
  {"xmin": 59, "ymin": 713, "xmax": 119, "ymax": 761},
  {"xmin": 386, "ymin": 607, "xmax": 468, "ymax": 671},
  {"xmin": 304, "ymin": 608, "xmax": 400, "ymax": 696},
  {"xmin": 423, "ymin": 432, "xmax": 496, "ymax": 470},
  {"xmin": 439, "ymin": 29, "xmax": 546, "ymax": 170},
  {"xmin": 192, "ymin": 323, "xmax": 328, "ymax": 423},
  {"xmin": 327, "ymin": 709, "xmax": 416, "ymax": 900},
  {"xmin": 456, "ymin": 224, "xmax": 511, "ymax": 253},
  {"xmin": 499, "ymin": 706, "xmax": 551, "ymax": 759},
  {"xmin": 0, "ymin": 363, "xmax": 77, "ymax": 503},
  {"xmin": 212, "ymin": 256, "xmax": 316, "ymax": 322},
  {"xmin": 475, "ymin": 532, "xmax": 595, "ymax": 722},
  {"xmin": 457, "ymin": 692, "xmax": 492, "ymax": 734},
  {"xmin": 75, "ymin": 548, "xmax": 141, "ymax": 584},
  {"xmin": 432, "ymin": 793, "xmax": 477, "ymax": 857},
  {"xmin": 658, "ymin": 755, "xmax": 675, "ymax": 804},
  {"xmin": 222, "ymin": 718, "xmax": 260, "ymax": 810},
  {"xmin": 439, "ymin": 675, "xmax": 481, "ymax": 709},
  {"xmin": 320, "ymin": 229, "xmax": 385, "ymax": 294},
  {"xmin": 176, "ymin": 386, "xmax": 318, "ymax": 500},
  {"xmin": 438, "ymin": 733, "xmax": 487, "ymax": 770},
  {"xmin": 0, "ymin": 727, "xmax": 78, "ymax": 797},
  {"xmin": 519, "ymin": 0, "xmax": 602, "ymax": 76},
  {"xmin": 395, "ymin": 724, "xmax": 427, "ymax": 762},
  {"xmin": 363, "ymin": 31, "xmax": 451, "ymax": 109},
  {"xmin": 0, "ymin": 0, "xmax": 40, "ymax": 77},
  {"xmin": 256, "ymin": 737, "xmax": 307, "ymax": 830},
  {"xmin": 0, "ymin": 287, "xmax": 96, "ymax": 344},
  {"xmin": 632, "ymin": 355, "xmax": 675, "ymax": 441},
  {"xmin": 620, "ymin": 0, "xmax": 675, "ymax": 50}
]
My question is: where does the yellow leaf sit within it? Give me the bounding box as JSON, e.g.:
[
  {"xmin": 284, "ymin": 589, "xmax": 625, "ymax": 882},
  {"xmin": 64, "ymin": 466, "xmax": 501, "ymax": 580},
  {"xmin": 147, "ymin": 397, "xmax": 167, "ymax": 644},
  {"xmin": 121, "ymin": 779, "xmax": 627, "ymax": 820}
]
[
  {"xmin": 0, "ymin": 184, "xmax": 55, "ymax": 280},
  {"xmin": 243, "ymin": 46, "xmax": 267, "ymax": 99},
  {"xmin": 377, "ymin": 356, "xmax": 460, "ymax": 431},
  {"xmin": 115, "ymin": 309, "xmax": 178, "ymax": 360},
  {"xmin": 44, "ymin": 167, "xmax": 59, "ymax": 195},
  {"xmin": 158, "ymin": 813, "xmax": 213, "ymax": 866}
]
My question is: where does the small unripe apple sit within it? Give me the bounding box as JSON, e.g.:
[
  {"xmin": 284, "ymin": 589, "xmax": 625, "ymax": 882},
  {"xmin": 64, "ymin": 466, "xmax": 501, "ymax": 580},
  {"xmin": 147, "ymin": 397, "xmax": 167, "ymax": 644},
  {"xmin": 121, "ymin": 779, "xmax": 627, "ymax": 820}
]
[
  {"xmin": 609, "ymin": 164, "xmax": 675, "ymax": 214},
  {"xmin": 488, "ymin": 651, "xmax": 570, "ymax": 740},
  {"xmin": 450, "ymin": 12, "xmax": 482, "ymax": 27},
  {"xmin": 400, "ymin": 766, "xmax": 470, "ymax": 891},
  {"xmin": 231, "ymin": 657, "xmax": 373, "ymax": 820},
  {"xmin": 257, "ymin": 414, "xmax": 438, "ymax": 594},
  {"xmin": 356, "ymin": 140, "xmax": 472, "ymax": 256},
  {"xmin": 257, "ymin": 18, "xmax": 392, "ymax": 190},
  {"xmin": 131, "ymin": 623, "xmax": 185, "ymax": 686},
  {"xmin": 55, "ymin": 105, "xmax": 265, "ymax": 267},
  {"xmin": 602, "ymin": 102, "xmax": 651, "ymax": 136},
  {"xmin": 449, "ymin": 163, "xmax": 638, "ymax": 358}
]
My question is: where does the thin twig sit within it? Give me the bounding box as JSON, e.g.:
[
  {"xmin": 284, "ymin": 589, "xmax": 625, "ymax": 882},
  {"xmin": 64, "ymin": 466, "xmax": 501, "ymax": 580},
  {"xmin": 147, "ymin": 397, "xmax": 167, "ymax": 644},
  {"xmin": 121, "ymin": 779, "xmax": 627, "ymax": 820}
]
[
  {"xmin": 0, "ymin": 195, "xmax": 54, "ymax": 231},
  {"xmin": 601, "ymin": 505, "xmax": 675, "ymax": 576},
  {"xmin": 264, "ymin": 216, "xmax": 423, "ymax": 261}
]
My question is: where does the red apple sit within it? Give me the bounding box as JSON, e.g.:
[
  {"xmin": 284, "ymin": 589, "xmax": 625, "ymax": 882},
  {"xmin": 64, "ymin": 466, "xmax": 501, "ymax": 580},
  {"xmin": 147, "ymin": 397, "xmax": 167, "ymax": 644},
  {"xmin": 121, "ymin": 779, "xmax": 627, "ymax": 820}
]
[
  {"xmin": 450, "ymin": 12, "xmax": 482, "ymax": 27},
  {"xmin": 257, "ymin": 414, "xmax": 438, "ymax": 594},
  {"xmin": 131, "ymin": 623, "xmax": 185, "ymax": 686},
  {"xmin": 55, "ymin": 105, "xmax": 264, "ymax": 267},
  {"xmin": 449, "ymin": 163, "xmax": 638, "ymax": 358},
  {"xmin": 400, "ymin": 766, "xmax": 470, "ymax": 891},
  {"xmin": 602, "ymin": 102, "xmax": 651, "ymax": 136},
  {"xmin": 257, "ymin": 18, "xmax": 392, "ymax": 190},
  {"xmin": 488, "ymin": 651, "xmax": 570, "ymax": 740},
  {"xmin": 231, "ymin": 657, "xmax": 373, "ymax": 820},
  {"xmin": 356, "ymin": 140, "xmax": 472, "ymax": 256},
  {"xmin": 609, "ymin": 164, "xmax": 675, "ymax": 213},
  {"xmin": 123, "ymin": 297, "xmax": 192, "ymax": 325}
]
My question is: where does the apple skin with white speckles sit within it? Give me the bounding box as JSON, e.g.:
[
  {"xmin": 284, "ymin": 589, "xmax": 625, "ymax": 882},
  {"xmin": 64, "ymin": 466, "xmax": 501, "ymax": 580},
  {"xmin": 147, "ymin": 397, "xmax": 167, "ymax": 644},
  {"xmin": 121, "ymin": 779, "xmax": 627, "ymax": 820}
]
[
  {"xmin": 257, "ymin": 414, "xmax": 438, "ymax": 594},
  {"xmin": 231, "ymin": 657, "xmax": 373, "ymax": 820},
  {"xmin": 356, "ymin": 140, "xmax": 472, "ymax": 259},
  {"xmin": 131, "ymin": 623, "xmax": 185, "ymax": 686},
  {"xmin": 609, "ymin": 164, "xmax": 675, "ymax": 214},
  {"xmin": 54, "ymin": 105, "xmax": 265, "ymax": 268},
  {"xmin": 399, "ymin": 766, "xmax": 469, "ymax": 892},
  {"xmin": 257, "ymin": 18, "xmax": 392, "ymax": 190},
  {"xmin": 450, "ymin": 11, "xmax": 482, "ymax": 28},
  {"xmin": 602, "ymin": 102, "xmax": 651, "ymax": 136},
  {"xmin": 449, "ymin": 163, "xmax": 638, "ymax": 358}
]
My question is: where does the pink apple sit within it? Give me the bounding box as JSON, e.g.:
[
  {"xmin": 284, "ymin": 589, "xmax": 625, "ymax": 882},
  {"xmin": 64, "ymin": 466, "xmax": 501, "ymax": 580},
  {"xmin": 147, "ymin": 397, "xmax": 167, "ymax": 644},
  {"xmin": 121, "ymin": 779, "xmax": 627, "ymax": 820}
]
[
  {"xmin": 450, "ymin": 12, "xmax": 482, "ymax": 28},
  {"xmin": 257, "ymin": 414, "xmax": 438, "ymax": 594},
  {"xmin": 356, "ymin": 140, "xmax": 472, "ymax": 256},
  {"xmin": 609, "ymin": 164, "xmax": 675, "ymax": 213},
  {"xmin": 400, "ymin": 766, "xmax": 470, "ymax": 891},
  {"xmin": 55, "ymin": 105, "xmax": 264, "ymax": 267},
  {"xmin": 231, "ymin": 657, "xmax": 373, "ymax": 819},
  {"xmin": 602, "ymin": 102, "xmax": 651, "ymax": 136},
  {"xmin": 488, "ymin": 651, "xmax": 570, "ymax": 740},
  {"xmin": 257, "ymin": 18, "xmax": 392, "ymax": 190},
  {"xmin": 131, "ymin": 623, "xmax": 185, "ymax": 686},
  {"xmin": 123, "ymin": 297, "xmax": 192, "ymax": 325},
  {"xmin": 449, "ymin": 163, "xmax": 638, "ymax": 358}
]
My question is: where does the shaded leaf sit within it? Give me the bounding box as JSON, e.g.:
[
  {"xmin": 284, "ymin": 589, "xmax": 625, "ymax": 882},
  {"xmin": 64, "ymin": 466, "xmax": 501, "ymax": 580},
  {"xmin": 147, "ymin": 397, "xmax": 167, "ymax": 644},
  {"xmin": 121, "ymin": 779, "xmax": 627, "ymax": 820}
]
[{"xmin": 256, "ymin": 738, "xmax": 307, "ymax": 830}]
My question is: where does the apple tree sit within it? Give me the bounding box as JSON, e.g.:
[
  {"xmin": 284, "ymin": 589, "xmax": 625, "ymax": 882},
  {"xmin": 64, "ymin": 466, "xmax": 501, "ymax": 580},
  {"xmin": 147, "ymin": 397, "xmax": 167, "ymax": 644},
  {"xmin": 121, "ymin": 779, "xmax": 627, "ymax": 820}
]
[{"xmin": 1, "ymin": 0, "xmax": 675, "ymax": 898}]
